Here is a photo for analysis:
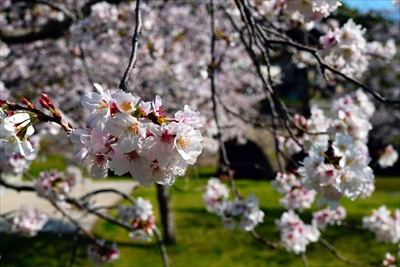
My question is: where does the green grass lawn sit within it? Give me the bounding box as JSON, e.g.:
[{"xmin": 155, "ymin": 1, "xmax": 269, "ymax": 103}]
[{"xmin": 1, "ymin": 162, "xmax": 399, "ymax": 267}]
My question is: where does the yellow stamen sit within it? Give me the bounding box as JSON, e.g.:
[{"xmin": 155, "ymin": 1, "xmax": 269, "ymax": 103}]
[
  {"xmin": 177, "ymin": 135, "xmax": 190, "ymax": 148},
  {"xmin": 120, "ymin": 101, "xmax": 132, "ymax": 112},
  {"xmin": 127, "ymin": 123, "xmax": 139, "ymax": 135}
]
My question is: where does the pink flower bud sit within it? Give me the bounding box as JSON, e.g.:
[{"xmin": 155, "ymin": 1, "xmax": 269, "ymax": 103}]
[
  {"xmin": 41, "ymin": 93, "xmax": 50, "ymax": 103},
  {"xmin": 47, "ymin": 101, "xmax": 56, "ymax": 109},
  {"xmin": 39, "ymin": 98, "xmax": 50, "ymax": 109},
  {"xmin": 20, "ymin": 98, "xmax": 35, "ymax": 109}
]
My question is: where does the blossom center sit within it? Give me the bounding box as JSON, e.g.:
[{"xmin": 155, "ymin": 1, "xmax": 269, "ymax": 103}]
[
  {"xmin": 161, "ymin": 130, "xmax": 174, "ymax": 144},
  {"xmin": 176, "ymin": 135, "xmax": 190, "ymax": 148},
  {"xmin": 125, "ymin": 150, "xmax": 139, "ymax": 162},
  {"xmin": 127, "ymin": 123, "xmax": 139, "ymax": 135},
  {"xmin": 120, "ymin": 101, "xmax": 132, "ymax": 112},
  {"xmin": 96, "ymin": 100, "xmax": 109, "ymax": 113},
  {"xmin": 94, "ymin": 154, "xmax": 106, "ymax": 167}
]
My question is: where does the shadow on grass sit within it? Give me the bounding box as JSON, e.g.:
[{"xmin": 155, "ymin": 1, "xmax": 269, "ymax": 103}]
[{"xmin": 0, "ymin": 232, "xmax": 92, "ymax": 267}]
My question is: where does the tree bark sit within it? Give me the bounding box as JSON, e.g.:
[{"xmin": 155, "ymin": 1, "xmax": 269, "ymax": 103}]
[{"xmin": 156, "ymin": 184, "xmax": 176, "ymax": 245}]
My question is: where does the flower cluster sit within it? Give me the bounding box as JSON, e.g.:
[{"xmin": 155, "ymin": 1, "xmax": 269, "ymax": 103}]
[
  {"xmin": 318, "ymin": 19, "xmax": 369, "ymax": 80},
  {"xmin": 365, "ymin": 39, "xmax": 397, "ymax": 60},
  {"xmin": 299, "ymin": 134, "xmax": 374, "ymax": 209},
  {"xmin": 362, "ymin": 205, "xmax": 400, "ymax": 244},
  {"xmin": 34, "ymin": 170, "xmax": 75, "ymax": 202},
  {"xmin": 279, "ymin": 187, "xmax": 317, "ymax": 212},
  {"xmin": 378, "ymin": 145, "xmax": 399, "ymax": 169},
  {"xmin": 87, "ymin": 240, "xmax": 119, "ymax": 266},
  {"xmin": 272, "ymin": 172, "xmax": 316, "ymax": 212},
  {"xmin": 312, "ymin": 206, "xmax": 346, "ymax": 230},
  {"xmin": 5, "ymin": 205, "xmax": 47, "ymax": 236},
  {"xmin": 119, "ymin": 197, "xmax": 156, "ymax": 242},
  {"xmin": 276, "ymin": 210, "xmax": 320, "ymax": 254},
  {"xmin": 203, "ymin": 178, "xmax": 264, "ymax": 231},
  {"xmin": 296, "ymin": 90, "xmax": 376, "ymax": 209},
  {"xmin": 0, "ymin": 94, "xmax": 65, "ymax": 174},
  {"xmin": 285, "ymin": 0, "xmax": 342, "ymax": 22},
  {"xmin": 248, "ymin": 0, "xmax": 342, "ymax": 23},
  {"xmin": 221, "ymin": 194, "xmax": 265, "ymax": 231},
  {"xmin": 70, "ymin": 83, "xmax": 203, "ymax": 187},
  {"xmin": 203, "ymin": 177, "xmax": 230, "ymax": 213},
  {"xmin": 318, "ymin": 18, "xmax": 397, "ymax": 82}
]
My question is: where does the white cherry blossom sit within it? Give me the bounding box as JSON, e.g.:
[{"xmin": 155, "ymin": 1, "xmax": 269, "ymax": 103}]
[
  {"xmin": 6, "ymin": 206, "xmax": 47, "ymax": 236},
  {"xmin": 378, "ymin": 145, "xmax": 399, "ymax": 168}
]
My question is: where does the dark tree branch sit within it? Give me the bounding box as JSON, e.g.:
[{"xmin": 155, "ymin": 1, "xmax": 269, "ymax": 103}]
[
  {"xmin": 0, "ymin": 176, "xmax": 35, "ymax": 192},
  {"xmin": 209, "ymin": 0, "xmax": 240, "ymax": 199},
  {"xmin": 0, "ymin": 20, "xmax": 72, "ymax": 44},
  {"xmin": 79, "ymin": 186, "xmax": 139, "ymax": 205},
  {"xmin": 68, "ymin": 228, "xmax": 80, "ymax": 267},
  {"xmin": 119, "ymin": 0, "xmax": 142, "ymax": 91}
]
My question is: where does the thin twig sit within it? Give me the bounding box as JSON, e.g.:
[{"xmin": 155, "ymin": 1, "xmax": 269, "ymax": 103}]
[
  {"xmin": 119, "ymin": 0, "xmax": 142, "ymax": 91},
  {"xmin": 23, "ymin": 171, "xmax": 35, "ymax": 182},
  {"xmin": 209, "ymin": 0, "xmax": 240, "ymax": 199},
  {"xmin": 78, "ymin": 43, "xmax": 96, "ymax": 84},
  {"xmin": 301, "ymin": 252, "xmax": 309, "ymax": 267},
  {"xmin": 154, "ymin": 227, "xmax": 170, "ymax": 267},
  {"xmin": 68, "ymin": 228, "xmax": 80, "ymax": 267},
  {"xmin": 3, "ymin": 101, "xmax": 75, "ymax": 134},
  {"xmin": 49, "ymin": 198, "xmax": 97, "ymax": 242},
  {"xmin": 79, "ymin": 185, "xmax": 139, "ymax": 205},
  {"xmin": 0, "ymin": 176, "xmax": 35, "ymax": 192},
  {"xmin": 318, "ymin": 238, "xmax": 381, "ymax": 266},
  {"xmin": 249, "ymin": 230, "xmax": 279, "ymax": 249},
  {"xmin": 257, "ymin": 38, "xmax": 400, "ymax": 105}
]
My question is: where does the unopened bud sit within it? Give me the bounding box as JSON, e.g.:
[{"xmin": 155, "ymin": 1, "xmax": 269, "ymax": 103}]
[
  {"xmin": 39, "ymin": 98, "xmax": 50, "ymax": 110},
  {"xmin": 20, "ymin": 98, "xmax": 35, "ymax": 109},
  {"xmin": 20, "ymin": 98, "xmax": 29, "ymax": 105},
  {"xmin": 41, "ymin": 93, "xmax": 50, "ymax": 103},
  {"xmin": 47, "ymin": 101, "xmax": 55, "ymax": 110}
]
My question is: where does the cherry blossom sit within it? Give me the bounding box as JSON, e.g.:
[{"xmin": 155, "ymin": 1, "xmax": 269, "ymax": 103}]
[
  {"xmin": 363, "ymin": 206, "xmax": 400, "ymax": 244},
  {"xmin": 312, "ymin": 206, "xmax": 346, "ymax": 230},
  {"xmin": 203, "ymin": 178, "xmax": 264, "ymax": 232},
  {"xmin": 71, "ymin": 85, "xmax": 203, "ymax": 187},
  {"xmin": 87, "ymin": 240, "xmax": 119, "ymax": 266},
  {"xmin": 34, "ymin": 170, "xmax": 75, "ymax": 202},
  {"xmin": 276, "ymin": 210, "xmax": 320, "ymax": 254},
  {"xmin": 383, "ymin": 252, "xmax": 397, "ymax": 267},
  {"xmin": 118, "ymin": 197, "xmax": 156, "ymax": 242},
  {"xmin": 378, "ymin": 145, "xmax": 399, "ymax": 169},
  {"xmin": 5, "ymin": 205, "xmax": 47, "ymax": 236},
  {"xmin": 203, "ymin": 177, "xmax": 230, "ymax": 213},
  {"xmin": 279, "ymin": 188, "xmax": 317, "ymax": 212}
]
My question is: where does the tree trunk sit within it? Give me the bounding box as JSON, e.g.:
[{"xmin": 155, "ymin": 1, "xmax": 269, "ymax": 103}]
[{"xmin": 156, "ymin": 184, "xmax": 176, "ymax": 244}]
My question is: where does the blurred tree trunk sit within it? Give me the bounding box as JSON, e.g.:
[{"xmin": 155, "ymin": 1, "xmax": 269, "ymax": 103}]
[{"xmin": 156, "ymin": 184, "xmax": 176, "ymax": 244}]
